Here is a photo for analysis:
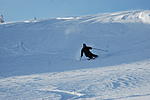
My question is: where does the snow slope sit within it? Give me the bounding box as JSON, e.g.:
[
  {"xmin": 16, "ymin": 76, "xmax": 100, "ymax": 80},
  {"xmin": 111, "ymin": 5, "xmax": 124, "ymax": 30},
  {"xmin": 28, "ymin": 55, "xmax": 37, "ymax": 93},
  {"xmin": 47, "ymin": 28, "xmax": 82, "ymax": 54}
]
[
  {"xmin": 0, "ymin": 60, "xmax": 150, "ymax": 100},
  {"xmin": 0, "ymin": 10, "xmax": 150, "ymax": 100}
]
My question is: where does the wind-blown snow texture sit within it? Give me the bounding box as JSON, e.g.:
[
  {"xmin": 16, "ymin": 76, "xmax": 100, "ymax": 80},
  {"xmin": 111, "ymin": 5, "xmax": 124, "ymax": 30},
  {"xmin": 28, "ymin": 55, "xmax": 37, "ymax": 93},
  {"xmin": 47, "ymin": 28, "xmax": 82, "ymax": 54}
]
[{"xmin": 0, "ymin": 10, "xmax": 150, "ymax": 100}]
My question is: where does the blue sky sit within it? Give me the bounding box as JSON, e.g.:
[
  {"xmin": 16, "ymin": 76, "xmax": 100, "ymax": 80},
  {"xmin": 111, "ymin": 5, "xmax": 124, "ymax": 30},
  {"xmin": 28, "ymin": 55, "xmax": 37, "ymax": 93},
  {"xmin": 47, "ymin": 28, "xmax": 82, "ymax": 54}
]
[{"xmin": 0, "ymin": 0, "xmax": 150, "ymax": 21}]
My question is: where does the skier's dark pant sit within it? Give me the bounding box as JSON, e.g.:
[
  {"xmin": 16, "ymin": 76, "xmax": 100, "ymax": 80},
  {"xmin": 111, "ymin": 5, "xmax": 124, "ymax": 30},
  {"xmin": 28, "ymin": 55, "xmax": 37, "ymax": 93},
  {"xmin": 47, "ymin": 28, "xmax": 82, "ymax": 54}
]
[{"xmin": 88, "ymin": 54, "xmax": 98, "ymax": 59}]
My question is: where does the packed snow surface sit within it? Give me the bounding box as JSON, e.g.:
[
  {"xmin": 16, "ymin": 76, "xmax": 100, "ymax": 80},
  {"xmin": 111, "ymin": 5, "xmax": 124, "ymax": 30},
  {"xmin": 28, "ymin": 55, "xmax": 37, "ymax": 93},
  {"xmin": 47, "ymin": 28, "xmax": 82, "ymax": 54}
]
[
  {"xmin": 0, "ymin": 10, "xmax": 150, "ymax": 100},
  {"xmin": 0, "ymin": 60, "xmax": 150, "ymax": 100}
]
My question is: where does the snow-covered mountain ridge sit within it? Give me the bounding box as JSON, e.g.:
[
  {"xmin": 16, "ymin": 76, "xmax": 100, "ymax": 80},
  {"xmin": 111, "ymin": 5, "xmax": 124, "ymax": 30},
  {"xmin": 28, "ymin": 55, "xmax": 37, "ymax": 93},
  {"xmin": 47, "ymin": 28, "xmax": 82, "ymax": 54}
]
[
  {"xmin": 1, "ymin": 10, "xmax": 150, "ymax": 25},
  {"xmin": 78, "ymin": 10, "xmax": 150, "ymax": 24}
]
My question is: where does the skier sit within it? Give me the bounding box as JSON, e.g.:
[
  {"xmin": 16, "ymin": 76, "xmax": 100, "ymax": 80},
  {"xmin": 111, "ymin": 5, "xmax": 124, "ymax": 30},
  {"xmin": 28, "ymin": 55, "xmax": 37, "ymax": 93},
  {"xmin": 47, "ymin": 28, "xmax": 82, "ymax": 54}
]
[{"xmin": 80, "ymin": 43, "xmax": 98, "ymax": 60}]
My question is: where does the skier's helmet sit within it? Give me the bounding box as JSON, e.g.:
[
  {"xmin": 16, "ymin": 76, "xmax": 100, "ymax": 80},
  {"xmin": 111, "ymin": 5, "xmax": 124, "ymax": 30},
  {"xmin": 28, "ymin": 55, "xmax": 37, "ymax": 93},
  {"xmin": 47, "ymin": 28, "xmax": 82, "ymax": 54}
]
[{"xmin": 83, "ymin": 43, "xmax": 86, "ymax": 47}]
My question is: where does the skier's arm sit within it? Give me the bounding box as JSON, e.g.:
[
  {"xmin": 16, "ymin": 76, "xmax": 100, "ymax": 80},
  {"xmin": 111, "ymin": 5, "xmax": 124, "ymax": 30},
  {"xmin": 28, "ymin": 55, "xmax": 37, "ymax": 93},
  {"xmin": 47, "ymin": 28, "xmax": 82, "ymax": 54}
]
[
  {"xmin": 81, "ymin": 49, "xmax": 84, "ymax": 58},
  {"xmin": 87, "ymin": 46, "xmax": 92, "ymax": 49},
  {"xmin": 80, "ymin": 49, "xmax": 84, "ymax": 61}
]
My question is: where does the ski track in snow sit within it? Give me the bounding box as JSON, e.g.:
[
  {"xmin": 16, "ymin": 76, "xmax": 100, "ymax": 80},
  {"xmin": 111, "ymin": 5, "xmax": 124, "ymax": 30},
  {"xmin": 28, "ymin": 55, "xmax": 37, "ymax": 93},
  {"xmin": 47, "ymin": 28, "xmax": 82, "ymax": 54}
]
[{"xmin": 0, "ymin": 60, "xmax": 150, "ymax": 100}]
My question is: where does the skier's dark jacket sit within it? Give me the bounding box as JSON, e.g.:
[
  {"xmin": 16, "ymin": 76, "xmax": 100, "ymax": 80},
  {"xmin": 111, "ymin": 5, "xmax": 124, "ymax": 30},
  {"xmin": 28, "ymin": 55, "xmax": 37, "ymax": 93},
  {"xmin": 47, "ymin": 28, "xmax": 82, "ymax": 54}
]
[{"xmin": 81, "ymin": 44, "xmax": 98, "ymax": 59}]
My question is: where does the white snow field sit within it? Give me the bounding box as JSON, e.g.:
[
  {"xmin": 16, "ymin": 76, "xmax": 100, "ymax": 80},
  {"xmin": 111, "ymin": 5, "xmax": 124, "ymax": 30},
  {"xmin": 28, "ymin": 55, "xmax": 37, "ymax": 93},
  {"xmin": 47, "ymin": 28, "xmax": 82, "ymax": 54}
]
[{"xmin": 0, "ymin": 10, "xmax": 150, "ymax": 100}]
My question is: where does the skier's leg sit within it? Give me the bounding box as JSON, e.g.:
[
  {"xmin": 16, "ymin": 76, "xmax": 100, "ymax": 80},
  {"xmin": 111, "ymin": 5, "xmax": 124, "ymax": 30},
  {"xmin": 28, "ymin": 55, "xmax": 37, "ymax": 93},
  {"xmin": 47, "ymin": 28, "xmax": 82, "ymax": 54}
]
[
  {"xmin": 92, "ymin": 54, "xmax": 98, "ymax": 58},
  {"xmin": 88, "ymin": 55, "xmax": 93, "ymax": 60}
]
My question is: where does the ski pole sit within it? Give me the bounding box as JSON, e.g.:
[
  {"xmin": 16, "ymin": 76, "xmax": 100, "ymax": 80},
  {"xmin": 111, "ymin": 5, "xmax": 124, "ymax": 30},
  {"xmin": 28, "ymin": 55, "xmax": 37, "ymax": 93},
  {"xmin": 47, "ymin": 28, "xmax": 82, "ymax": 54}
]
[{"xmin": 93, "ymin": 48, "xmax": 108, "ymax": 52}]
